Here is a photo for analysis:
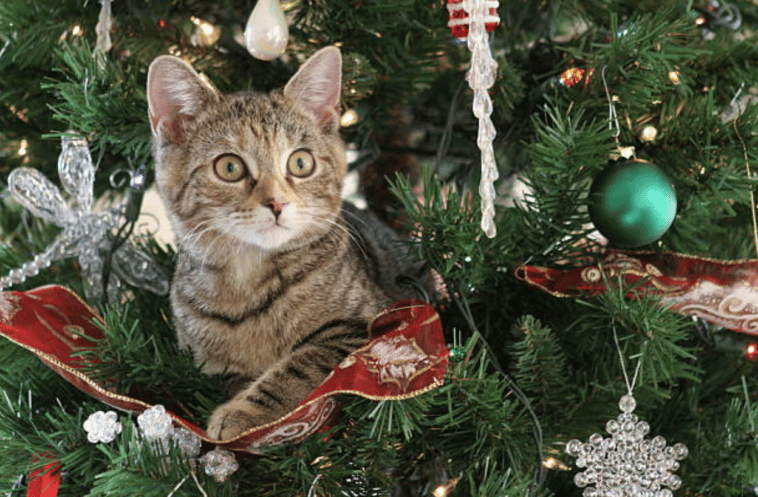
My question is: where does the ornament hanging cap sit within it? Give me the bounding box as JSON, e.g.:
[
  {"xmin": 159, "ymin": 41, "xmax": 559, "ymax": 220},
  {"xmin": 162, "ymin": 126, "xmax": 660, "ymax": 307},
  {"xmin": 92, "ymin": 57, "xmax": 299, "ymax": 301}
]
[{"xmin": 447, "ymin": 0, "xmax": 499, "ymax": 39}]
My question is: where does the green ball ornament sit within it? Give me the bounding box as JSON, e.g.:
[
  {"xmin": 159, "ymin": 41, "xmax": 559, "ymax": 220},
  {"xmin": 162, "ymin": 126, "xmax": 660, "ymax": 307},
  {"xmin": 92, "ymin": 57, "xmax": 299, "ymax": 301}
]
[{"xmin": 588, "ymin": 159, "xmax": 677, "ymax": 247}]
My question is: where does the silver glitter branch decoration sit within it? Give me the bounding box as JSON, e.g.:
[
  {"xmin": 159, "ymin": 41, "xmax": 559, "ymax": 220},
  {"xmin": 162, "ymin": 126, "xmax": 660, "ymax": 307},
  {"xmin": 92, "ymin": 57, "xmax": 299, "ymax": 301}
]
[
  {"xmin": 3, "ymin": 134, "xmax": 168, "ymax": 303},
  {"xmin": 463, "ymin": 0, "xmax": 499, "ymax": 238}
]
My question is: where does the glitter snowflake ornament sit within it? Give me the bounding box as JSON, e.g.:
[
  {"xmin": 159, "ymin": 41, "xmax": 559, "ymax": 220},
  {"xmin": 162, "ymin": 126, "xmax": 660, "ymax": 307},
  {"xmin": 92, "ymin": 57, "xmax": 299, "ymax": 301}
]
[
  {"xmin": 565, "ymin": 394, "xmax": 688, "ymax": 497},
  {"xmin": 83, "ymin": 410, "xmax": 122, "ymax": 443}
]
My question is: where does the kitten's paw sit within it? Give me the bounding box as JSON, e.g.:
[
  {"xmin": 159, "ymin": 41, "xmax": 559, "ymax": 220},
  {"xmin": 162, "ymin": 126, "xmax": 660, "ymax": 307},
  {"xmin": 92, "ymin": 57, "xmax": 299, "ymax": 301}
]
[{"xmin": 206, "ymin": 400, "xmax": 273, "ymax": 440}]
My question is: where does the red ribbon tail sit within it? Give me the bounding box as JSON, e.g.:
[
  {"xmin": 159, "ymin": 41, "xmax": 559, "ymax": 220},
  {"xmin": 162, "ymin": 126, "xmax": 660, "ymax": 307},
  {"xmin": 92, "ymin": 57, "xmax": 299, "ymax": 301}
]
[{"xmin": 27, "ymin": 460, "xmax": 61, "ymax": 497}]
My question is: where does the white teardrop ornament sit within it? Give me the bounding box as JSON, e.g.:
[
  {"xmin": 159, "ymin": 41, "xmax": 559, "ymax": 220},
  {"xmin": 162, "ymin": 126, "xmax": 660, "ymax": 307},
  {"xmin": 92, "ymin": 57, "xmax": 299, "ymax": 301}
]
[{"xmin": 244, "ymin": 0, "xmax": 289, "ymax": 61}]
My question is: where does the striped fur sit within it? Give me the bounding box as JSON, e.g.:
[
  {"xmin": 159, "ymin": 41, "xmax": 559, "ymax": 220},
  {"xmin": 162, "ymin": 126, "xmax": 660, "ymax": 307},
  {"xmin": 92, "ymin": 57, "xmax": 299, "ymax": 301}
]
[{"xmin": 148, "ymin": 48, "xmax": 422, "ymax": 439}]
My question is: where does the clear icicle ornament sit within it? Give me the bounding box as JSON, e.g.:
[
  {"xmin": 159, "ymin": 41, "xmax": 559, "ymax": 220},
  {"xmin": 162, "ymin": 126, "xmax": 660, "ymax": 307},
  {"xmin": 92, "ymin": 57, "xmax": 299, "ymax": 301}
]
[
  {"xmin": 93, "ymin": 0, "xmax": 113, "ymax": 69},
  {"xmin": 244, "ymin": 0, "xmax": 288, "ymax": 61},
  {"xmin": 565, "ymin": 394, "xmax": 688, "ymax": 497},
  {"xmin": 462, "ymin": 0, "xmax": 499, "ymax": 238},
  {"xmin": 2, "ymin": 134, "xmax": 169, "ymax": 304}
]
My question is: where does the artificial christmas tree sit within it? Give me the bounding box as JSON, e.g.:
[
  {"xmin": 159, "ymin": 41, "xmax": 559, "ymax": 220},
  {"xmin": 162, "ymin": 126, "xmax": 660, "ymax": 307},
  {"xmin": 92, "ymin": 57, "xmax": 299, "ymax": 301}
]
[{"xmin": 0, "ymin": 0, "xmax": 757, "ymax": 496}]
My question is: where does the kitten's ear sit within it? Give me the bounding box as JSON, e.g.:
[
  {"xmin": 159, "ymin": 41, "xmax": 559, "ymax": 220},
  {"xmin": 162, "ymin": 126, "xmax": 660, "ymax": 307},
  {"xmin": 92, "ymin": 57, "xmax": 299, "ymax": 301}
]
[
  {"xmin": 147, "ymin": 55, "xmax": 218, "ymax": 144},
  {"xmin": 284, "ymin": 47, "xmax": 342, "ymax": 132}
]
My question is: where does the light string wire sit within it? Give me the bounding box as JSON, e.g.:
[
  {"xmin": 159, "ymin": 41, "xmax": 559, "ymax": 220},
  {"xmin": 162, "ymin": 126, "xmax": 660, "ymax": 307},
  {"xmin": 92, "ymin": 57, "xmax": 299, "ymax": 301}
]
[{"xmin": 451, "ymin": 290, "xmax": 545, "ymax": 493}]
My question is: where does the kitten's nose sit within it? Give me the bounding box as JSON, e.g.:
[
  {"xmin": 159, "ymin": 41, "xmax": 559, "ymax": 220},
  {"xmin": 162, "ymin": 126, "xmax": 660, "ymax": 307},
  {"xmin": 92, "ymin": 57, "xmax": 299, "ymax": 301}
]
[{"xmin": 265, "ymin": 198, "xmax": 288, "ymax": 218}]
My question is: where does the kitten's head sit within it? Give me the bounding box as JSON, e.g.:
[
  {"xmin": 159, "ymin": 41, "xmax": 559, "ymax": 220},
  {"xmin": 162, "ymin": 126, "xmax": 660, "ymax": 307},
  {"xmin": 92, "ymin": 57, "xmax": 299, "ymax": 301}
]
[{"xmin": 147, "ymin": 47, "xmax": 346, "ymax": 253}]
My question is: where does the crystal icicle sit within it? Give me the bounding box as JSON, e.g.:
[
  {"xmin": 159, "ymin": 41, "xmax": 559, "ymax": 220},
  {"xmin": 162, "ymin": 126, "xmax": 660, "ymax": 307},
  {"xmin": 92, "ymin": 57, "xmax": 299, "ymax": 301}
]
[{"xmin": 462, "ymin": 0, "xmax": 499, "ymax": 238}]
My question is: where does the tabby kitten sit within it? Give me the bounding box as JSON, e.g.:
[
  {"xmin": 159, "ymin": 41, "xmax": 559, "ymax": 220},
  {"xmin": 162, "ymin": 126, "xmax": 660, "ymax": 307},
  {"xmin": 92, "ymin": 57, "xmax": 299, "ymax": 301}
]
[{"xmin": 147, "ymin": 47, "xmax": 422, "ymax": 440}]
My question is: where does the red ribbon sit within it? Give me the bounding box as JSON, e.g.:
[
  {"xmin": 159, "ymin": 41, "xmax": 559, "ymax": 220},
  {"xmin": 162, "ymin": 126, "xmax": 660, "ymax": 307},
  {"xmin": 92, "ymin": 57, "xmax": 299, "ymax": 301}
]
[
  {"xmin": 0, "ymin": 286, "xmax": 448, "ymax": 460},
  {"xmin": 27, "ymin": 458, "xmax": 61, "ymax": 497},
  {"xmin": 516, "ymin": 250, "xmax": 758, "ymax": 336}
]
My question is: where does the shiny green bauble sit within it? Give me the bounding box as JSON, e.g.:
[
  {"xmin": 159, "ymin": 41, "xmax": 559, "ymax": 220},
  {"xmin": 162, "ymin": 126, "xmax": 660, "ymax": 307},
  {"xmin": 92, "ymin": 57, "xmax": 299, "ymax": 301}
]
[{"xmin": 588, "ymin": 159, "xmax": 677, "ymax": 247}]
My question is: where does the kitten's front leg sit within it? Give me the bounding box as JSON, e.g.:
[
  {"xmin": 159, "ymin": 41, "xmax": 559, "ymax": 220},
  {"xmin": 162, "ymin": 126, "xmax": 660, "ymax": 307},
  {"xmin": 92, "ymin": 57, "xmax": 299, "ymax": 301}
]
[
  {"xmin": 206, "ymin": 319, "xmax": 368, "ymax": 440},
  {"xmin": 206, "ymin": 358, "xmax": 332, "ymax": 440},
  {"xmin": 206, "ymin": 395, "xmax": 273, "ymax": 440}
]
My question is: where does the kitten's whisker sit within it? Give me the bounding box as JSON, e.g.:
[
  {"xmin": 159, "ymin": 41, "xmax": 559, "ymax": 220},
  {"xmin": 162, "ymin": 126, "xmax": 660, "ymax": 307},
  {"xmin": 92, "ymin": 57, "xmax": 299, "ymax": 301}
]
[
  {"xmin": 307, "ymin": 212, "xmax": 368, "ymax": 259},
  {"xmin": 181, "ymin": 221, "xmax": 218, "ymax": 251},
  {"xmin": 299, "ymin": 211, "xmax": 342, "ymax": 240},
  {"xmin": 181, "ymin": 215, "xmax": 234, "ymax": 270},
  {"xmin": 339, "ymin": 206, "xmax": 369, "ymax": 228}
]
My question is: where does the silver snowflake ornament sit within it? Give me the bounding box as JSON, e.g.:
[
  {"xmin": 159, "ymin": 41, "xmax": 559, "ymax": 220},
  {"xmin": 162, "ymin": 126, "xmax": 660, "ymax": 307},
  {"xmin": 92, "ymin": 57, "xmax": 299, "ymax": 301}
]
[
  {"xmin": 565, "ymin": 394, "xmax": 688, "ymax": 497},
  {"xmin": 3, "ymin": 134, "xmax": 168, "ymax": 303}
]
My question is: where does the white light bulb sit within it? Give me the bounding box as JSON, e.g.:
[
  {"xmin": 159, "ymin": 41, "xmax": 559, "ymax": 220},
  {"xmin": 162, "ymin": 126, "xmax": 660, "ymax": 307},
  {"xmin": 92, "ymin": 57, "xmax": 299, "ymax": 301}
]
[{"xmin": 244, "ymin": 0, "xmax": 289, "ymax": 61}]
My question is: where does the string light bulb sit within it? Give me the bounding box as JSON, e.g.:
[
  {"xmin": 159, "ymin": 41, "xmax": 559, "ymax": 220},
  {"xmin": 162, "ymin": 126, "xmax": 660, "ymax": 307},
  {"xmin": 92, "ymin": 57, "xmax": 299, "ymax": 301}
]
[
  {"xmin": 432, "ymin": 477, "xmax": 460, "ymax": 497},
  {"xmin": 543, "ymin": 456, "xmax": 570, "ymax": 471},
  {"xmin": 560, "ymin": 67, "xmax": 586, "ymax": 87},
  {"xmin": 340, "ymin": 109, "xmax": 359, "ymax": 127},
  {"xmin": 191, "ymin": 17, "xmax": 221, "ymax": 46},
  {"xmin": 640, "ymin": 125, "xmax": 658, "ymax": 142},
  {"xmin": 746, "ymin": 343, "xmax": 757, "ymax": 360},
  {"xmin": 59, "ymin": 25, "xmax": 84, "ymax": 42}
]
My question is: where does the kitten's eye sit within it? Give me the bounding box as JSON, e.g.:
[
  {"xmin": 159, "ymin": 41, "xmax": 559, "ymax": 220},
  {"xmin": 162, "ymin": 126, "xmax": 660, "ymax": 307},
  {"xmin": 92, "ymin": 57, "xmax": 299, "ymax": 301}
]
[
  {"xmin": 287, "ymin": 149, "xmax": 316, "ymax": 178},
  {"xmin": 213, "ymin": 154, "xmax": 247, "ymax": 182}
]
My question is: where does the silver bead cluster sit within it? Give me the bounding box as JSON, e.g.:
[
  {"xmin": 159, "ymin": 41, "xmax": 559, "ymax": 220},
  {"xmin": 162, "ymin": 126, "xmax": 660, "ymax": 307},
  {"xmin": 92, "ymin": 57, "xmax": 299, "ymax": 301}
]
[
  {"xmin": 199, "ymin": 447, "xmax": 240, "ymax": 483},
  {"xmin": 83, "ymin": 410, "xmax": 122, "ymax": 443},
  {"xmin": 138, "ymin": 405, "xmax": 237, "ymax": 481},
  {"xmin": 84, "ymin": 405, "xmax": 236, "ymax": 480},
  {"xmin": 137, "ymin": 404, "xmax": 174, "ymax": 443},
  {"xmin": 566, "ymin": 394, "xmax": 688, "ymax": 497},
  {"xmin": 136, "ymin": 405, "xmax": 201, "ymax": 459}
]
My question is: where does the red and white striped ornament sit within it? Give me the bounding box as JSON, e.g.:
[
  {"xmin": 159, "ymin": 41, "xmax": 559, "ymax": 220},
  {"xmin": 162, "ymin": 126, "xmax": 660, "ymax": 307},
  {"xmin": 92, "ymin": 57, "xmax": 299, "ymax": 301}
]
[{"xmin": 447, "ymin": 0, "xmax": 499, "ymax": 39}]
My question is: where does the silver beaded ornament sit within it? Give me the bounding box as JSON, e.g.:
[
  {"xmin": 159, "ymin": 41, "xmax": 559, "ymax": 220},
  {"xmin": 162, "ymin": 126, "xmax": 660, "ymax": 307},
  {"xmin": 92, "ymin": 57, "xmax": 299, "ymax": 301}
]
[
  {"xmin": 565, "ymin": 394, "xmax": 688, "ymax": 497},
  {"xmin": 3, "ymin": 134, "xmax": 168, "ymax": 303}
]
